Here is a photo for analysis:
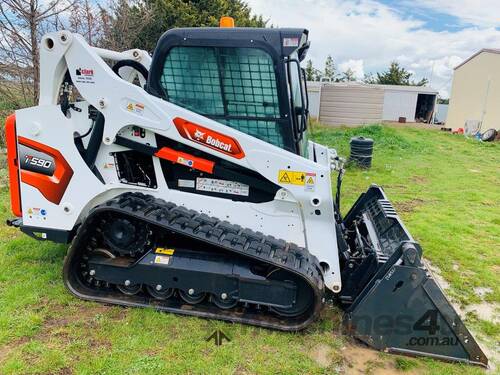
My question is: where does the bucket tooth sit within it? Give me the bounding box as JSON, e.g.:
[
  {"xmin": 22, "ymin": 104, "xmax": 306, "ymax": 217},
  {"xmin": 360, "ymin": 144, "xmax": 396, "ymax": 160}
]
[{"xmin": 340, "ymin": 186, "xmax": 488, "ymax": 367}]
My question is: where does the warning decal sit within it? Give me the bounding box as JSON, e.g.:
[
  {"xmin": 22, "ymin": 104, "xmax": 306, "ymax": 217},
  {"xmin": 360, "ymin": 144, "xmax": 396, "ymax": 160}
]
[
  {"xmin": 154, "ymin": 255, "xmax": 171, "ymax": 265},
  {"xmin": 155, "ymin": 248, "xmax": 175, "ymax": 255},
  {"xmin": 278, "ymin": 170, "xmax": 316, "ymax": 190},
  {"xmin": 278, "ymin": 170, "xmax": 306, "ymax": 185},
  {"xmin": 305, "ymin": 173, "xmax": 316, "ymax": 191}
]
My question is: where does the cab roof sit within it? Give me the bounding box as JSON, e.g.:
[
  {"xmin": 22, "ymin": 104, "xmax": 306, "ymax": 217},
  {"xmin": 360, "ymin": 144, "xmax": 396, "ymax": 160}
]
[{"xmin": 153, "ymin": 27, "xmax": 310, "ymax": 61}]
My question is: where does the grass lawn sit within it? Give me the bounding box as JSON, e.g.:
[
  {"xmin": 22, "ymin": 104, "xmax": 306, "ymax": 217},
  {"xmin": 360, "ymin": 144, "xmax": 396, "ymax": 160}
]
[{"xmin": 0, "ymin": 124, "xmax": 498, "ymax": 374}]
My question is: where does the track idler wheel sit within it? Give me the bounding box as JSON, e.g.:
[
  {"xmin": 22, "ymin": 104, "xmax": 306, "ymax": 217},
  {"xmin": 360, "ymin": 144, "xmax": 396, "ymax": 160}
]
[
  {"xmin": 179, "ymin": 289, "xmax": 206, "ymax": 304},
  {"xmin": 211, "ymin": 293, "xmax": 238, "ymax": 310},
  {"xmin": 146, "ymin": 285, "xmax": 174, "ymax": 300},
  {"xmin": 117, "ymin": 283, "xmax": 142, "ymax": 295},
  {"xmin": 267, "ymin": 269, "xmax": 314, "ymax": 317}
]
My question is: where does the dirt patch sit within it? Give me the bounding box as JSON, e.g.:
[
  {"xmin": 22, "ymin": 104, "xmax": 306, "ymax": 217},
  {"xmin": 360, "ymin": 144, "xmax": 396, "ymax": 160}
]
[
  {"xmin": 464, "ymin": 302, "xmax": 500, "ymax": 324},
  {"xmin": 425, "ymin": 263, "xmax": 499, "ymax": 323},
  {"xmin": 410, "ymin": 176, "xmax": 428, "ymax": 184},
  {"xmin": 0, "ymin": 337, "xmax": 30, "ymax": 364},
  {"xmin": 341, "ymin": 344, "xmax": 420, "ymax": 374},
  {"xmin": 41, "ymin": 303, "xmax": 112, "ymax": 333},
  {"xmin": 0, "ymin": 302, "xmax": 121, "ymax": 366},
  {"xmin": 309, "ymin": 344, "xmax": 333, "ymax": 368},
  {"xmin": 473, "ymin": 287, "xmax": 493, "ymax": 299},
  {"xmin": 425, "ymin": 260, "xmax": 450, "ymax": 290},
  {"xmin": 394, "ymin": 198, "xmax": 425, "ymax": 214},
  {"xmin": 56, "ymin": 367, "xmax": 74, "ymax": 375}
]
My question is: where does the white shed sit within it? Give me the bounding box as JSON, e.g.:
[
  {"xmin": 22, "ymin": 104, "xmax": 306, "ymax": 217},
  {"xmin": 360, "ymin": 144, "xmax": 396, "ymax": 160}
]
[
  {"xmin": 375, "ymin": 85, "xmax": 438, "ymax": 122},
  {"xmin": 307, "ymin": 81, "xmax": 322, "ymax": 120},
  {"xmin": 307, "ymin": 82, "xmax": 438, "ymax": 126}
]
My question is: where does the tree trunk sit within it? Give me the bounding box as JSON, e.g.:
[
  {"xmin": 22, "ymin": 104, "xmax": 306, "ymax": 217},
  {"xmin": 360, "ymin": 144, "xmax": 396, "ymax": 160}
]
[{"xmin": 29, "ymin": 1, "xmax": 40, "ymax": 104}]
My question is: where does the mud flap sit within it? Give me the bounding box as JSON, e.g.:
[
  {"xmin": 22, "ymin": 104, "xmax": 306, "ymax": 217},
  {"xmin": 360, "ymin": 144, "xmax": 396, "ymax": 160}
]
[{"xmin": 340, "ymin": 185, "xmax": 488, "ymax": 367}]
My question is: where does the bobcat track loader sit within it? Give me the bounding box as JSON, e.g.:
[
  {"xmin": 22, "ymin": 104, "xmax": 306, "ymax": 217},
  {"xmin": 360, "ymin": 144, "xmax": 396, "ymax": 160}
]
[{"xmin": 4, "ymin": 20, "xmax": 487, "ymax": 367}]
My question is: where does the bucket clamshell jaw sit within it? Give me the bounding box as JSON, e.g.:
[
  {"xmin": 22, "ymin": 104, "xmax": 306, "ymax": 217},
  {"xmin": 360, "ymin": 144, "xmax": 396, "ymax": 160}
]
[{"xmin": 339, "ymin": 185, "xmax": 488, "ymax": 367}]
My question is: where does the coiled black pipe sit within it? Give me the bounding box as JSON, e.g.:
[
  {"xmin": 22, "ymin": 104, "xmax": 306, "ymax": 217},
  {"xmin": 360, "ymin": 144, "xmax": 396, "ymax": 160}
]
[{"xmin": 349, "ymin": 136, "xmax": 374, "ymax": 168}]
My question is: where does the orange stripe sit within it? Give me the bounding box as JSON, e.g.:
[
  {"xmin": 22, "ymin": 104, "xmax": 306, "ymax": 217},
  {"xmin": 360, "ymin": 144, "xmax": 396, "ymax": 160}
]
[
  {"xmin": 5, "ymin": 114, "xmax": 22, "ymax": 216},
  {"xmin": 155, "ymin": 147, "xmax": 214, "ymax": 174}
]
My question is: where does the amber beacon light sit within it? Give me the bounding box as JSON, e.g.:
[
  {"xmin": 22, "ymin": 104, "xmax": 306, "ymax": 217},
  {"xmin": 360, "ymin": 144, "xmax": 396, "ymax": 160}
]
[{"xmin": 219, "ymin": 16, "xmax": 235, "ymax": 28}]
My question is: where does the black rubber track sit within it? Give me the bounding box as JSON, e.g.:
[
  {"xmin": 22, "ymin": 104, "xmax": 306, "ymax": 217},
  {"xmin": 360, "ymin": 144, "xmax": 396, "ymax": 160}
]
[{"xmin": 63, "ymin": 192, "xmax": 325, "ymax": 331}]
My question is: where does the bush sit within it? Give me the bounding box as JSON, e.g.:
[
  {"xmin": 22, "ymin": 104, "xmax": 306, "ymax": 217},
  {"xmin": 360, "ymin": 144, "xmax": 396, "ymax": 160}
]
[{"xmin": 0, "ymin": 101, "xmax": 17, "ymax": 149}]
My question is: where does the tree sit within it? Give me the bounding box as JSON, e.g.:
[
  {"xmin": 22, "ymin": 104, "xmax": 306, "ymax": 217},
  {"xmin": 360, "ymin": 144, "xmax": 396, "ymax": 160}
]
[
  {"xmin": 341, "ymin": 68, "xmax": 356, "ymax": 82},
  {"xmin": 363, "ymin": 72, "xmax": 377, "ymax": 84},
  {"xmin": 102, "ymin": 0, "xmax": 267, "ymax": 53},
  {"xmin": 69, "ymin": 0, "xmax": 104, "ymax": 45},
  {"xmin": 99, "ymin": 0, "xmax": 153, "ymax": 51},
  {"xmin": 376, "ymin": 61, "xmax": 428, "ymax": 86},
  {"xmin": 0, "ymin": 0, "xmax": 266, "ymax": 106},
  {"xmin": 305, "ymin": 60, "xmax": 314, "ymax": 81},
  {"xmin": 413, "ymin": 77, "xmax": 429, "ymax": 86},
  {"xmin": 323, "ymin": 55, "xmax": 336, "ymax": 81},
  {"xmin": 0, "ymin": 0, "xmax": 75, "ymax": 105},
  {"xmin": 305, "ymin": 59, "xmax": 321, "ymax": 81}
]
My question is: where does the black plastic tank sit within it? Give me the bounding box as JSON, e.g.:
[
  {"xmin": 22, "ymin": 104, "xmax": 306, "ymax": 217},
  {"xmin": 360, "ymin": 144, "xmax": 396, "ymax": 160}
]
[{"xmin": 349, "ymin": 136, "xmax": 374, "ymax": 168}]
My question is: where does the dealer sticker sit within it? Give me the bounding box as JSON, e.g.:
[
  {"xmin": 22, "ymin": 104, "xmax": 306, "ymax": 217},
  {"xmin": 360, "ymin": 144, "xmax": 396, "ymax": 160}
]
[
  {"xmin": 283, "ymin": 37, "xmax": 299, "ymax": 47},
  {"xmin": 126, "ymin": 101, "xmax": 145, "ymax": 115},
  {"xmin": 75, "ymin": 67, "xmax": 95, "ymax": 84}
]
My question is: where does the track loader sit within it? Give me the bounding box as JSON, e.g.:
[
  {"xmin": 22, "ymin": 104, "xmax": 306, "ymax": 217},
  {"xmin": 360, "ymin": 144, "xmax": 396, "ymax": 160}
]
[{"xmin": 4, "ymin": 20, "xmax": 487, "ymax": 367}]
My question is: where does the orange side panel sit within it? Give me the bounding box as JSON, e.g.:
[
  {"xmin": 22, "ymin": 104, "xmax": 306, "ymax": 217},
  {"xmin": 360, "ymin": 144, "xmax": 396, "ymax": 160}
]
[
  {"xmin": 155, "ymin": 147, "xmax": 215, "ymax": 174},
  {"xmin": 173, "ymin": 117, "xmax": 245, "ymax": 159},
  {"xmin": 18, "ymin": 136, "xmax": 74, "ymax": 205},
  {"xmin": 5, "ymin": 114, "xmax": 22, "ymax": 217}
]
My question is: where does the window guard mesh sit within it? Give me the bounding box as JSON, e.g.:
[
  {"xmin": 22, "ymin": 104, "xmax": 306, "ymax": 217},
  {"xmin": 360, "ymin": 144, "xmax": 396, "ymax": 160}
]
[{"xmin": 160, "ymin": 46, "xmax": 284, "ymax": 147}]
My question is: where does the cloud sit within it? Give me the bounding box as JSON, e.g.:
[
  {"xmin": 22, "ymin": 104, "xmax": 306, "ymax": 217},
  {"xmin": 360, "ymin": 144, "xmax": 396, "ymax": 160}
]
[
  {"xmin": 246, "ymin": 0, "xmax": 500, "ymax": 98},
  {"xmin": 339, "ymin": 59, "xmax": 365, "ymax": 79},
  {"xmin": 410, "ymin": 0, "xmax": 500, "ymax": 28}
]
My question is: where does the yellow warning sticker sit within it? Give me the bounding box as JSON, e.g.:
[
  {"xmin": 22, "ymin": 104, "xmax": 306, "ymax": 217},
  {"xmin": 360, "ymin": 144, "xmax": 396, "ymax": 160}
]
[
  {"xmin": 155, "ymin": 247, "xmax": 175, "ymax": 255},
  {"xmin": 278, "ymin": 170, "xmax": 306, "ymax": 185},
  {"xmin": 305, "ymin": 173, "xmax": 316, "ymax": 191}
]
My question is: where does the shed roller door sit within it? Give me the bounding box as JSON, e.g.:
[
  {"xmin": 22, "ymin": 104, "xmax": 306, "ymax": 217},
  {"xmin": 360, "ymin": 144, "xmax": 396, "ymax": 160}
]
[{"xmin": 319, "ymin": 85, "xmax": 383, "ymax": 125}]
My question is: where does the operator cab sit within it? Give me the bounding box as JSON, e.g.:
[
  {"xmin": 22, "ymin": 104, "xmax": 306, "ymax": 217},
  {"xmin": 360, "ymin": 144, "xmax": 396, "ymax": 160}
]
[{"xmin": 147, "ymin": 24, "xmax": 310, "ymax": 156}]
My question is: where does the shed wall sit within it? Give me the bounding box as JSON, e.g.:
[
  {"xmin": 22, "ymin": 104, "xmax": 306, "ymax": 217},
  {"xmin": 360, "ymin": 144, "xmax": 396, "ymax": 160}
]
[
  {"xmin": 318, "ymin": 85, "xmax": 384, "ymax": 125},
  {"xmin": 447, "ymin": 51, "xmax": 500, "ymax": 130},
  {"xmin": 382, "ymin": 90, "xmax": 418, "ymax": 121}
]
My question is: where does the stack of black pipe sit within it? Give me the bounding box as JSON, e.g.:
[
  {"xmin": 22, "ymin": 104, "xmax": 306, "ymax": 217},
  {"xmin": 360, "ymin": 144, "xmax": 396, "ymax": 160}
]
[{"xmin": 349, "ymin": 136, "xmax": 374, "ymax": 168}]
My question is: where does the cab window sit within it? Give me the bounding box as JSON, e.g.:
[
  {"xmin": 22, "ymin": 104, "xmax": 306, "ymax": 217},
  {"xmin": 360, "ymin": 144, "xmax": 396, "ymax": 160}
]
[{"xmin": 160, "ymin": 46, "xmax": 286, "ymax": 148}]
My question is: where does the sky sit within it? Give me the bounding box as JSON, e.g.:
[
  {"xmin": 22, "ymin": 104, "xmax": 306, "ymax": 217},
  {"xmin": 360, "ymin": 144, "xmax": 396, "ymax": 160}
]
[{"xmin": 246, "ymin": 0, "xmax": 500, "ymax": 98}]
